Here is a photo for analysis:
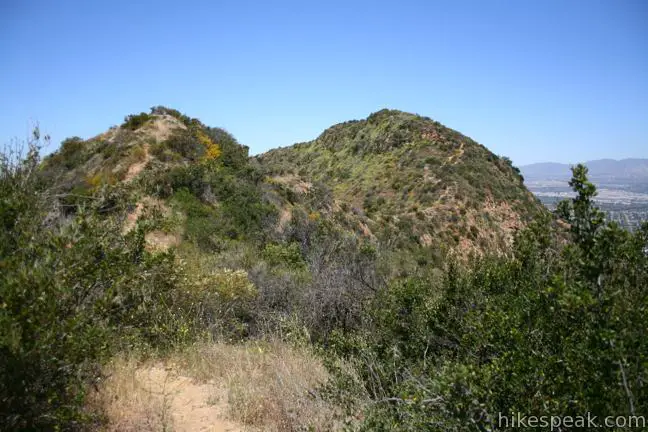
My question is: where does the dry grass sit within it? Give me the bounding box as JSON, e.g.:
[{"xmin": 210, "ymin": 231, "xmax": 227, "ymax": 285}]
[
  {"xmin": 92, "ymin": 341, "xmax": 347, "ymax": 432},
  {"xmin": 170, "ymin": 340, "xmax": 341, "ymax": 431},
  {"xmin": 90, "ymin": 357, "xmax": 174, "ymax": 432}
]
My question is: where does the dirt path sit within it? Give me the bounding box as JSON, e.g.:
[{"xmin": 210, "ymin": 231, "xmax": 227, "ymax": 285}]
[
  {"xmin": 138, "ymin": 366, "xmax": 242, "ymax": 432},
  {"xmin": 124, "ymin": 143, "xmax": 151, "ymax": 182},
  {"xmin": 121, "ymin": 197, "xmax": 181, "ymax": 251},
  {"xmin": 442, "ymin": 142, "xmax": 465, "ymax": 167},
  {"xmin": 97, "ymin": 342, "xmax": 341, "ymax": 431},
  {"xmin": 99, "ymin": 363, "xmax": 244, "ymax": 432},
  {"xmin": 122, "ymin": 202, "xmax": 144, "ymax": 234},
  {"xmin": 453, "ymin": 141, "xmax": 465, "ymax": 164}
]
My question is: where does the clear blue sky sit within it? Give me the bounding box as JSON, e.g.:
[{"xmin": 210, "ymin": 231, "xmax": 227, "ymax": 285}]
[{"xmin": 1, "ymin": 0, "xmax": 646, "ymax": 166}]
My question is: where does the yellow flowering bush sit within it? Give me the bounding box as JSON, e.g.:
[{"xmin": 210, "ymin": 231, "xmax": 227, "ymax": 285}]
[{"xmin": 195, "ymin": 129, "xmax": 222, "ymax": 160}]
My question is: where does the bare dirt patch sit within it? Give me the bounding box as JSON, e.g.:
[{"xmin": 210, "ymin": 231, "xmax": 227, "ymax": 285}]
[
  {"xmin": 271, "ymin": 175, "xmax": 312, "ymax": 195},
  {"xmin": 95, "ymin": 342, "xmax": 355, "ymax": 432},
  {"xmin": 169, "ymin": 341, "xmax": 349, "ymax": 431},
  {"xmin": 122, "ymin": 197, "xmax": 183, "ymax": 251},
  {"xmin": 123, "ymin": 116, "xmax": 187, "ymax": 182},
  {"xmin": 441, "ymin": 142, "xmax": 465, "ymax": 167},
  {"xmin": 124, "ymin": 143, "xmax": 151, "ymax": 182},
  {"xmin": 94, "ymin": 358, "xmax": 241, "ymax": 432},
  {"xmin": 145, "ymin": 230, "xmax": 181, "ymax": 252},
  {"xmin": 482, "ymin": 198, "xmax": 523, "ymax": 243},
  {"xmin": 358, "ymin": 221, "xmax": 374, "ymax": 238},
  {"xmin": 142, "ymin": 115, "xmax": 187, "ymax": 143},
  {"xmin": 122, "ymin": 197, "xmax": 172, "ymax": 234},
  {"xmin": 122, "ymin": 202, "xmax": 144, "ymax": 234},
  {"xmin": 420, "ymin": 233, "xmax": 433, "ymax": 247},
  {"xmin": 277, "ymin": 207, "xmax": 292, "ymax": 233}
]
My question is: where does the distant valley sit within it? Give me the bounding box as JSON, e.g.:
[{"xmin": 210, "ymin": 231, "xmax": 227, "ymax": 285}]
[{"xmin": 521, "ymin": 158, "xmax": 648, "ymax": 229}]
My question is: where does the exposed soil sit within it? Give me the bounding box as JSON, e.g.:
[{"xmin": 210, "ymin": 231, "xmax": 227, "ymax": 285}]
[
  {"xmin": 145, "ymin": 230, "xmax": 181, "ymax": 252},
  {"xmin": 124, "ymin": 143, "xmax": 151, "ymax": 182},
  {"xmin": 271, "ymin": 174, "xmax": 312, "ymax": 194},
  {"xmin": 122, "ymin": 202, "xmax": 144, "ymax": 234},
  {"xmin": 136, "ymin": 366, "xmax": 242, "ymax": 432}
]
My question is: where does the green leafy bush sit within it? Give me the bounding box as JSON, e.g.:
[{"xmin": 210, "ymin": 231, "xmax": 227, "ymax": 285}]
[
  {"xmin": 163, "ymin": 129, "xmax": 205, "ymax": 160},
  {"xmin": 205, "ymin": 126, "xmax": 249, "ymax": 169},
  {"xmin": 53, "ymin": 136, "xmax": 86, "ymax": 169},
  {"xmin": 263, "ymin": 242, "xmax": 306, "ymax": 270},
  {"xmin": 122, "ymin": 112, "xmax": 152, "ymax": 130},
  {"xmin": 0, "ymin": 143, "xmax": 199, "ymax": 429}
]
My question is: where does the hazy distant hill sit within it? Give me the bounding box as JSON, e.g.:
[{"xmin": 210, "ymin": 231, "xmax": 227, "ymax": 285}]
[
  {"xmin": 522, "ymin": 158, "xmax": 648, "ymax": 183},
  {"xmin": 521, "ymin": 158, "xmax": 648, "ymax": 229}
]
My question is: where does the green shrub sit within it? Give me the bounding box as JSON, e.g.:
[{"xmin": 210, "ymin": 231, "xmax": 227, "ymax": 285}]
[
  {"xmin": 171, "ymin": 187, "xmax": 222, "ymax": 250},
  {"xmin": 163, "ymin": 129, "xmax": 205, "ymax": 160},
  {"xmin": 0, "ymin": 143, "xmax": 199, "ymax": 429},
  {"xmin": 263, "ymin": 242, "xmax": 306, "ymax": 270},
  {"xmin": 40, "ymin": 136, "xmax": 87, "ymax": 175},
  {"xmin": 205, "ymin": 127, "xmax": 249, "ymax": 169},
  {"xmin": 122, "ymin": 112, "xmax": 152, "ymax": 130}
]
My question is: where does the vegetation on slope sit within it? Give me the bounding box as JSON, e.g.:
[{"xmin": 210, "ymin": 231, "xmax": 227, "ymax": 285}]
[
  {"xmin": 259, "ymin": 109, "xmax": 543, "ymax": 256},
  {"xmin": 328, "ymin": 166, "xmax": 648, "ymax": 429},
  {"xmin": 0, "ymin": 132, "xmax": 203, "ymax": 429},
  {"xmin": 1, "ymin": 109, "xmax": 384, "ymax": 429}
]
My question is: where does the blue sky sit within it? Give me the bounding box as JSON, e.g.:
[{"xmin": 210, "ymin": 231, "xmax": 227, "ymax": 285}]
[{"xmin": 1, "ymin": 0, "xmax": 646, "ymax": 166}]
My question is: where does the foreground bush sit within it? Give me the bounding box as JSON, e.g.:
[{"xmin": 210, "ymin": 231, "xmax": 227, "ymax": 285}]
[
  {"xmin": 331, "ymin": 165, "xmax": 648, "ymax": 430},
  {"xmin": 0, "ymin": 141, "xmax": 198, "ymax": 429}
]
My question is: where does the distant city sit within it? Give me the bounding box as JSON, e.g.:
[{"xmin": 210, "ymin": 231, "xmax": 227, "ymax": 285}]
[{"xmin": 521, "ymin": 159, "xmax": 648, "ymax": 230}]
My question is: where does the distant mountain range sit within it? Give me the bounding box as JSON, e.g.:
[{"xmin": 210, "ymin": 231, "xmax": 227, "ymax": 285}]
[{"xmin": 521, "ymin": 158, "xmax": 648, "ymax": 183}]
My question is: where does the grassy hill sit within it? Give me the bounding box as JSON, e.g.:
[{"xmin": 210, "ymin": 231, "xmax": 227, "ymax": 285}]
[{"xmin": 259, "ymin": 109, "xmax": 543, "ymax": 257}]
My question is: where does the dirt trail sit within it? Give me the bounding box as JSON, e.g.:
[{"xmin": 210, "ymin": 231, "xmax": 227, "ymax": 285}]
[
  {"xmin": 277, "ymin": 207, "xmax": 292, "ymax": 232},
  {"xmin": 124, "ymin": 143, "xmax": 151, "ymax": 182},
  {"xmin": 442, "ymin": 142, "xmax": 465, "ymax": 167},
  {"xmin": 135, "ymin": 366, "xmax": 242, "ymax": 432},
  {"xmin": 122, "ymin": 197, "xmax": 182, "ymax": 251},
  {"xmin": 97, "ymin": 342, "xmax": 340, "ymax": 431},
  {"xmin": 122, "ymin": 202, "xmax": 144, "ymax": 234},
  {"xmin": 453, "ymin": 141, "xmax": 465, "ymax": 164},
  {"xmin": 144, "ymin": 230, "xmax": 181, "ymax": 252}
]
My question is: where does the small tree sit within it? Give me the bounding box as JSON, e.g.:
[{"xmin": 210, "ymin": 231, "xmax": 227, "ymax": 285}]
[{"xmin": 568, "ymin": 164, "xmax": 604, "ymax": 247}]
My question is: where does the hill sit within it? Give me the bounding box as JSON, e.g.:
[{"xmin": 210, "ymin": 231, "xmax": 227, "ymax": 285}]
[
  {"xmin": 258, "ymin": 109, "xmax": 544, "ymax": 258},
  {"xmin": 40, "ymin": 107, "xmax": 271, "ymax": 248},
  {"xmin": 41, "ymin": 107, "xmax": 544, "ymax": 264},
  {"xmin": 34, "ymin": 106, "xmax": 549, "ymax": 346},
  {"xmin": 521, "ymin": 158, "xmax": 648, "ymax": 183}
]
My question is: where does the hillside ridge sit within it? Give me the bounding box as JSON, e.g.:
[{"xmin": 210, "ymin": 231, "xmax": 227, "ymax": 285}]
[{"xmin": 40, "ymin": 106, "xmax": 544, "ymax": 263}]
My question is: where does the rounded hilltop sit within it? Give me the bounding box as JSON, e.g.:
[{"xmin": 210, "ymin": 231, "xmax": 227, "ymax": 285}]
[{"xmin": 259, "ymin": 108, "xmax": 544, "ymax": 257}]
